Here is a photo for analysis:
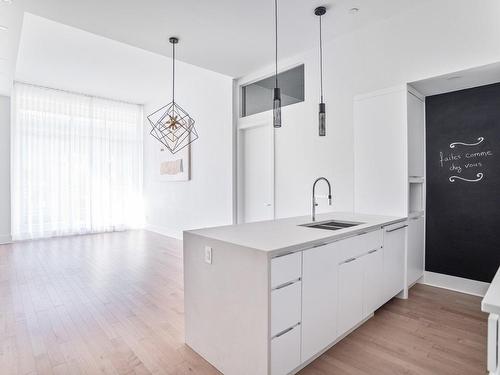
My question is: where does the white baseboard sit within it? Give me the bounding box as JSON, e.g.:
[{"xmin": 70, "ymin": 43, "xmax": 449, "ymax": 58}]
[
  {"xmin": 144, "ymin": 224, "xmax": 182, "ymax": 240},
  {"xmin": 420, "ymin": 271, "xmax": 490, "ymax": 297},
  {"xmin": 0, "ymin": 234, "xmax": 12, "ymax": 244}
]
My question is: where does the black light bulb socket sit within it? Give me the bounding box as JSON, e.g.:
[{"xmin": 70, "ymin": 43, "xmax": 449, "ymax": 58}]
[
  {"xmin": 273, "ymin": 87, "xmax": 281, "ymax": 100},
  {"xmin": 319, "ymin": 102, "xmax": 326, "ymax": 114}
]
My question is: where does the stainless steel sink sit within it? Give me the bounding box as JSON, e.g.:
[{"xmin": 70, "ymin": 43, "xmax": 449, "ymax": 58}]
[{"xmin": 300, "ymin": 220, "xmax": 363, "ymax": 231}]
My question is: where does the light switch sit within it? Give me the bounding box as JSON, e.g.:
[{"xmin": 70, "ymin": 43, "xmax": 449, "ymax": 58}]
[{"xmin": 205, "ymin": 246, "xmax": 212, "ymax": 264}]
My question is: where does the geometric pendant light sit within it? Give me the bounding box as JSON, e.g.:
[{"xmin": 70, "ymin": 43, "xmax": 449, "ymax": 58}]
[
  {"xmin": 273, "ymin": 0, "xmax": 282, "ymax": 128},
  {"xmin": 147, "ymin": 37, "xmax": 198, "ymax": 154},
  {"xmin": 315, "ymin": 6, "xmax": 327, "ymax": 136}
]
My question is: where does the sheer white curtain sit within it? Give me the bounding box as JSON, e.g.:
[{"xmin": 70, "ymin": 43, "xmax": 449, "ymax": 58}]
[{"xmin": 11, "ymin": 83, "xmax": 144, "ymax": 240}]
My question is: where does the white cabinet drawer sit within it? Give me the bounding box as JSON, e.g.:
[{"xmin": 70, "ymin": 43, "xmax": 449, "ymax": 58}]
[
  {"xmin": 339, "ymin": 230, "xmax": 383, "ymax": 262},
  {"xmin": 271, "ymin": 252, "xmax": 302, "ymax": 289},
  {"xmin": 271, "ymin": 281, "xmax": 301, "ymax": 337},
  {"xmin": 271, "ymin": 324, "xmax": 301, "ymax": 375}
]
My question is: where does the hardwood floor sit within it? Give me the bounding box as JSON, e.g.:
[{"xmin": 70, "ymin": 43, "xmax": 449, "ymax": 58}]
[
  {"xmin": 298, "ymin": 284, "xmax": 487, "ymax": 375},
  {"xmin": 0, "ymin": 231, "xmax": 487, "ymax": 374}
]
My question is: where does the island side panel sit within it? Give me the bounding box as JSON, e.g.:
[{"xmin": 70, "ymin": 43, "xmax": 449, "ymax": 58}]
[{"xmin": 184, "ymin": 232, "xmax": 270, "ymax": 375}]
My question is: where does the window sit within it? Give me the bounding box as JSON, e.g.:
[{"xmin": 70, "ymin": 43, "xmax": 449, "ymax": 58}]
[
  {"xmin": 11, "ymin": 83, "xmax": 144, "ymax": 240},
  {"xmin": 241, "ymin": 64, "xmax": 305, "ymax": 117}
]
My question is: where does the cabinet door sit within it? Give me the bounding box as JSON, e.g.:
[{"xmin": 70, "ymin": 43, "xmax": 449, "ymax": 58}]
[
  {"xmin": 354, "ymin": 87, "xmax": 408, "ymax": 216},
  {"xmin": 362, "ymin": 247, "xmax": 384, "ymax": 318},
  {"xmin": 338, "ymin": 257, "xmax": 363, "ymax": 336},
  {"xmin": 407, "ymin": 91, "xmax": 425, "ymax": 178},
  {"xmin": 301, "ymin": 242, "xmax": 339, "ymax": 362},
  {"xmin": 383, "ymin": 224, "xmax": 407, "ymax": 301},
  {"xmin": 407, "ymin": 216, "xmax": 425, "ymax": 286}
]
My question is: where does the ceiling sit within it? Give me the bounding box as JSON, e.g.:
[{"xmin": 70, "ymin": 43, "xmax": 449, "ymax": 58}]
[
  {"xmin": 410, "ymin": 62, "xmax": 500, "ymax": 97},
  {"xmin": 15, "ymin": 13, "xmax": 175, "ymax": 105},
  {"xmin": 0, "ymin": 0, "xmax": 428, "ymax": 96},
  {"xmin": 22, "ymin": 0, "xmax": 425, "ymax": 78}
]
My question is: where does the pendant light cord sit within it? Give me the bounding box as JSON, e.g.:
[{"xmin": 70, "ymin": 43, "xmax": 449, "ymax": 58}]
[
  {"xmin": 319, "ymin": 15, "xmax": 324, "ymax": 102},
  {"xmin": 172, "ymin": 41, "xmax": 176, "ymax": 103},
  {"xmin": 275, "ymin": 0, "xmax": 278, "ymax": 88}
]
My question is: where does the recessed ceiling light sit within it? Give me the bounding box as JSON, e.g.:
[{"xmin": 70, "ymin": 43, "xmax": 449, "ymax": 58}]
[
  {"xmin": 0, "ymin": 25, "xmax": 8, "ymax": 31},
  {"xmin": 349, "ymin": 7, "xmax": 360, "ymax": 14}
]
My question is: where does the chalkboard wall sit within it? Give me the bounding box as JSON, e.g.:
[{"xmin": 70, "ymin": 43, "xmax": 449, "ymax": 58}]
[{"xmin": 426, "ymin": 83, "xmax": 500, "ymax": 283}]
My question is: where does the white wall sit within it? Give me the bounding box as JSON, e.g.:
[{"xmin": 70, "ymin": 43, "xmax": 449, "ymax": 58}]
[
  {"xmin": 237, "ymin": 0, "xmax": 500, "ymax": 219},
  {"xmin": 0, "ymin": 96, "xmax": 11, "ymax": 243},
  {"xmin": 14, "ymin": 14, "xmax": 235, "ymax": 240},
  {"xmin": 143, "ymin": 62, "xmax": 234, "ymax": 239},
  {"xmin": 10, "ymin": 0, "xmax": 500, "ymax": 240}
]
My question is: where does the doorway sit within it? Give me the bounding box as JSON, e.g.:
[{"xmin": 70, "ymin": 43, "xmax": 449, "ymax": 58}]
[{"xmin": 237, "ymin": 121, "xmax": 275, "ymax": 223}]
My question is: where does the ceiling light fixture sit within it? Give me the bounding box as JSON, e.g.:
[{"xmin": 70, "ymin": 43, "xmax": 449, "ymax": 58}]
[
  {"xmin": 349, "ymin": 7, "xmax": 360, "ymax": 14},
  {"xmin": 273, "ymin": 0, "xmax": 282, "ymax": 128},
  {"xmin": 147, "ymin": 37, "xmax": 198, "ymax": 154},
  {"xmin": 0, "ymin": 25, "xmax": 8, "ymax": 31},
  {"xmin": 315, "ymin": 6, "xmax": 327, "ymax": 136}
]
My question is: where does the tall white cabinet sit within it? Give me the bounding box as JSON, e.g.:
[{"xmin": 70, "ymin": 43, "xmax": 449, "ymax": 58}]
[
  {"xmin": 354, "ymin": 85, "xmax": 426, "ymax": 290},
  {"xmin": 353, "ymin": 87, "xmax": 408, "ymax": 217}
]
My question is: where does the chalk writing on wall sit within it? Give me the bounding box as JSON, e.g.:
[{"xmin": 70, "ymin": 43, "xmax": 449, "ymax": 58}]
[{"xmin": 438, "ymin": 136, "xmax": 494, "ymax": 183}]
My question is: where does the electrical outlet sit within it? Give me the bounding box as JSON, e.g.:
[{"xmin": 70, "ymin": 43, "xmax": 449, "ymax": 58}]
[{"xmin": 205, "ymin": 246, "xmax": 212, "ymax": 264}]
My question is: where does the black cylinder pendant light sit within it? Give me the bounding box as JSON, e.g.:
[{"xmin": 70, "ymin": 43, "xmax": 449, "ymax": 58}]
[
  {"xmin": 273, "ymin": 0, "xmax": 282, "ymax": 128},
  {"xmin": 315, "ymin": 6, "xmax": 327, "ymax": 136}
]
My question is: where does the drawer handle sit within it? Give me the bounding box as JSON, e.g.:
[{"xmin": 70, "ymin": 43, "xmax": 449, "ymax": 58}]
[
  {"xmin": 385, "ymin": 225, "xmax": 408, "ymax": 233},
  {"xmin": 272, "ymin": 251, "xmax": 295, "ymax": 259},
  {"xmin": 313, "ymin": 242, "xmax": 328, "ymax": 248},
  {"xmin": 368, "ymin": 248, "xmax": 379, "ymax": 254},
  {"xmin": 273, "ymin": 323, "xmax": 300, "ymax": 339},
  {"xmin": 301, "ymin": 242, "xmax": 332, "ymax": 251},
  {"xmin": 273, "ymin": 278, "xmax": 300, "ymax": 290},
  {"xmin": 343, "ymin": 257, "xmax": 357, "ymax": 264}
]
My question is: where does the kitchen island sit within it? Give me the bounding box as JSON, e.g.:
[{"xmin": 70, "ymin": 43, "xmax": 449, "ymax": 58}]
[
  {"xmin": 482, "ymin": 267, "xmax": 500, "ymax": 374},
  {"xmin": 184, "ymin": 212, "xmax": 407, "ymax": 375}
]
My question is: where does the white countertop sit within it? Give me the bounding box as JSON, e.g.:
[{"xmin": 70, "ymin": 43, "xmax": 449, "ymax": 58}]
[
  {"xmin": 185, "ymin": 212, "xmax": 406, "ymax": 255},
  {"xmin": 482, "ymin": 267, "xmax": 500, "ymax": 315}
]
